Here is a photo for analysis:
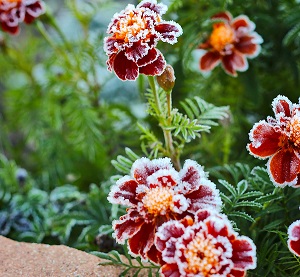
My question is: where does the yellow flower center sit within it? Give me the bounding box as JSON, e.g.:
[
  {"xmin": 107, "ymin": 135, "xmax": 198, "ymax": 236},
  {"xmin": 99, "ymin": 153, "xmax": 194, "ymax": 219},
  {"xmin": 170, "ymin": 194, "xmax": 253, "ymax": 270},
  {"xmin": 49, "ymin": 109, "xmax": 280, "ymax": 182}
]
[
  {"xmin": 115, "ymin": 10, "xmax": 148, "ymax": 43},
  {"xmin": 287, "ymin": 117, "xmax": 300, "ymax": 147},
  {"xmin": 209, "ymin": 23, "xmax": 235, "ymax": 52},
  {"xmin": 142, "ymin": 186, "xmax": 174, "ymax": 215},
  {"xmin": 184, "ymin": 234, "xmax": 221, "ymax": 275}
]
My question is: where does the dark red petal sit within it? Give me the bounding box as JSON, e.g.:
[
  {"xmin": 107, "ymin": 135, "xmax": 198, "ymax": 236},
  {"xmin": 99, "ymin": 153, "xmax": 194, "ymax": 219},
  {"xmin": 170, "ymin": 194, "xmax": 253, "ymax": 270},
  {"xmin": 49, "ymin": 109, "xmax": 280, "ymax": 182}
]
[
  {"xmin": 155, "ymin": 22, "xmax": 182, "ymax": 43},
  {"xmin": 136, "ymin": 48, "xmax": 158, "ymax": 67},
  {"xmin": 111, "ymin": 179, "xmax": 139, "ymax": 206},
  {"xmin": 126, "ymin": 41, "xmax": 150, "ymax": 62},
  {"xmin": 289, "ymin": 240, "xmax": 300, "ymax": 256},
  {"xmin": 269, "ymin": 150, "xmax": 300, "ymax": 185},
  {"xmin": 139, "ymin": 51, "xmax": 166, "ymax": 76},
  {"xmin": 195, "ymin": 209, "xmax": 212, "ymax": 222},
  {"xmin": 228, "ymin": 268, "xmax": 246, "ymax": 277},
  {"xmin": 222, "ymin": 51, "xmax": 247, "ymax": 76},
  {"xmin": 1, "ymin": 22, "xmax": 19, "ymax": 35},
  {"xmin": 199, "ymin": 51, "xmax": 221, "ymax": 71},
  {"xmin": 160, "ymin": 263, "xmax": 181, "ymax": 277},
  {"xmin": 248, "ymin": 122, "xmax": 281, "ymax": 158},
  {"xmin": 24, "ymin": 2, "xmax": 45, "ymax": 24},
  {"xmin": 112, "ymin": 51, "xmax": 139, "ymax": 81},
  {"xmin": 273, "ymin": 97, "xmax": 292, "ymax": 117},
  {"xmin": 113, "ymin": 210, "xmax": 144, "ymax": 243},
  {"xmin": 133, "ymin": 158, "xmax": 172, "ymax": 185},
  {"xmin": 137, "ymin": 1, "xmax": 166, "ymax": 15},
  {"xmin": 128, "ymin": 223, "xmax": 156, "ymax": 258},
  {"xmin": 147, "ymin": 245, "xmax": 164, "ymax": 265},
  {"xmin": 180, "ymin": 161, "xmax": 204, "ymax": 193},
  {"xmin": 231, "ymin": 17, "xmax": 250, "ymax": 30},
  {"xmin": 235, "ymin": 36, "xmax": 259, "ymax": 55},
  {"xmin": 186, "ymin": 185, "xmax": 220, "ymax": 212},
  {"xmin": 231, "ymin": 239, "xmax": 256, "ymax": 269},
  {"xmin": 104, "ymin": 37, "xmax": 120, "ymax": 55},
  {"xmin": 211, "ymin": 11, "xmax": 232, "ymax": 22}
]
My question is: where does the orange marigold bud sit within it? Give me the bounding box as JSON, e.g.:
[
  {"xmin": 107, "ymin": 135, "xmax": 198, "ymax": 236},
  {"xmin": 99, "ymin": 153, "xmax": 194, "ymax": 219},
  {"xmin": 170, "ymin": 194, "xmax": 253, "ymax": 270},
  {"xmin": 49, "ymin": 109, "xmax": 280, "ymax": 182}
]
[{"xmin": 156, "ymin": 64, "xmax": 176, "ymax": 92}]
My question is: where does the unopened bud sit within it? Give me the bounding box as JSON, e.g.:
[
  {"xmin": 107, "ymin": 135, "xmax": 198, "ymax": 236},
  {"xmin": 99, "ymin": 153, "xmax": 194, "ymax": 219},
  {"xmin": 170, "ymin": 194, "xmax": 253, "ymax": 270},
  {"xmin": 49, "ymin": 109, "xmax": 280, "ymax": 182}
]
[{"xmin": 157, "ymin": 64, "xmax": 175, "ymax": 92}]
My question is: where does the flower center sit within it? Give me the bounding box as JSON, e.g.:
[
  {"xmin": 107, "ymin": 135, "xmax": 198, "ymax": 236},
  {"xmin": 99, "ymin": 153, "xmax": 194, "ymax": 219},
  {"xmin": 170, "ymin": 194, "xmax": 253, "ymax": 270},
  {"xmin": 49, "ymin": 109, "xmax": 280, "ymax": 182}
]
[
  {"xmin": 142, "ymin": 186, "xmax": 174, "ymax": 215},
  {"xmin": 287, "ymin": 117, "xmax": 300, "ymax": 147},
  {"xmin": 209, "ymin": 23, "xmax": 235, "ymax": 52},
  {"xmin": 184, "ymin": 234, "xmax": 221, "ymax": 275},
  {"xmin": 115, "ymin": 10, "xmax": 147, "ymax": 43}
]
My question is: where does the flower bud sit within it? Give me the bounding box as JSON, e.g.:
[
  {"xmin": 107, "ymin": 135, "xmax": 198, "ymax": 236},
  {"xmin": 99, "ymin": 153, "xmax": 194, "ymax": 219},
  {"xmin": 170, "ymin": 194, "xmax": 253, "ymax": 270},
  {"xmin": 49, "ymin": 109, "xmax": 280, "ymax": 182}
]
[{"xmin": 157, "ymin": 64, "xmax": 175, "ymax": 92}]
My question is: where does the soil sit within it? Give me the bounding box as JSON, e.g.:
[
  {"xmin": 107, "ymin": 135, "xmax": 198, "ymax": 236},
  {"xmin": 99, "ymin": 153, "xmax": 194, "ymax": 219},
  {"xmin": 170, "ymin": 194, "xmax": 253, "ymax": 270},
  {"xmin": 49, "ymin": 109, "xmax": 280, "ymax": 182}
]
[{"xmin": 0, "ymin": 236, "xmax": 149, "ymax": 277}]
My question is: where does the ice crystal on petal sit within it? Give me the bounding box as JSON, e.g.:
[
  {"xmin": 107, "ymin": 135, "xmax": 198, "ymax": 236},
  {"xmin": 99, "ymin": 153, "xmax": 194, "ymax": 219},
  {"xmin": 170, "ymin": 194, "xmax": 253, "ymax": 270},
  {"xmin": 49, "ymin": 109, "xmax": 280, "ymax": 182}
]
[
  {"xmin": 103, "ymin": 0, "xmax": 182, "ymax": 81},
  {"xmin": 107, "ymin": 157, "xmax": 221, "ymax": 262},
  {"xmin": 248, "ymin": 95, "xmax": 300, "ymax": 187}
]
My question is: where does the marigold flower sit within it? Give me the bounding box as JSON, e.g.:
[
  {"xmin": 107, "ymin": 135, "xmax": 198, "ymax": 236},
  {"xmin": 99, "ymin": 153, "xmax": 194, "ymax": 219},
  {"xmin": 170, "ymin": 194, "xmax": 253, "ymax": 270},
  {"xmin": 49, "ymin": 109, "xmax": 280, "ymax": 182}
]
[
  {"xmin": 107, "ymin": 157, "xmax": 221, "ymax": 263},
  {"xmin": 199, "ymin": 11, "xmax": 263, "ymax": 77},
  {"xmin": 247, "ymin": 95, "xmax": 300, "ymax": 187},
  {"xmin": 288, "ymin": 219, "xmax": 300, "ymax": 257},
  {"xmin": 155, "ymin": 209, "xmax": 257, "ymax": 277},
  {"xmin": 103, "ymin": 0, "xmax": 182, "ymax": 81},
  {"xmin": 0, "ymin": 0, "xmax": 45, "ymax": 35}
]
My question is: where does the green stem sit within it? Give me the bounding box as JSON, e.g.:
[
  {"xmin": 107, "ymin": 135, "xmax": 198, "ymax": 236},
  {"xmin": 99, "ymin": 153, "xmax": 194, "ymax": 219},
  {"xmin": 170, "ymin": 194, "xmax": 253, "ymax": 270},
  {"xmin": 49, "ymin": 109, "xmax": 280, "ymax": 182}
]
[{"xmin": 147, "ymin": 76, "xmax": 181, "ymax": 170}]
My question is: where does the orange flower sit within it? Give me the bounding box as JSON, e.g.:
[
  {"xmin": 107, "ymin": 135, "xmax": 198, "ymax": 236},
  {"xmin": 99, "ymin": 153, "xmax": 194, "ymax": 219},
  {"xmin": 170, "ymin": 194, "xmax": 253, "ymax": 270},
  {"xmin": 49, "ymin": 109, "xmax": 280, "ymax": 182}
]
[
  {"xmin": 104, "ymin": 0, "xmax": 182, "ymax": 81},
  {"xmin": 107, "ymin": 158, "xmax": 221, "ymax": 263},
  {"xmin": 0, "ymin": 0, "xmax": 45, "ymax": 35},
  {"xmin": 247, "ymin": 95, "xmax": 300, "ymax": 187},
  {"xmin": 199, "ymin": 11, "xmax": 263, "ymax": 77},
  {"xmin": 155, "ymin": 209, "xmax": 257, "ymax": 277}
]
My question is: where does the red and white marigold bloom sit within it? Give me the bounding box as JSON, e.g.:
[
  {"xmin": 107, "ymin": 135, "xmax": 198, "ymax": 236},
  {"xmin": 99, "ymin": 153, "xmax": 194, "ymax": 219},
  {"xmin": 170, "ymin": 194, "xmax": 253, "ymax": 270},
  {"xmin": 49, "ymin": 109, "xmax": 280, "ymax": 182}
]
[
  {"xmin": 155, "ymin": 209, "xmax": 257, "ymax": 277},
  {"xmin": 247, "ymin": 95, "xmax": 300, "ymax": 187},
  {"xmin": 107, "ymin": 157, "xmax": 221, "ymax": 263},
  {"xmin": 104, "ymin": 0, "xmax": 182, "ymax": 81},
  {"xmin": 199, "ymin": 11, "xmax": 263, "ymax": 77},
  {"xmin": 0, "ymin": 0, "xmax": 45, "ymax": 35},
  {"xmin": 288, "ymin": 219, "xmax": 300, "ymax": 257}
]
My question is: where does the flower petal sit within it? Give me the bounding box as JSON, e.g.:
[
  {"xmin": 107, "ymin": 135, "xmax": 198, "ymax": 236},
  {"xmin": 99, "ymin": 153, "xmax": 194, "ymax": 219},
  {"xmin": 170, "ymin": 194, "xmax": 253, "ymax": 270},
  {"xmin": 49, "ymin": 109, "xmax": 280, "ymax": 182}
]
[
  {"xmin": 147, "ymin": 245, "xmax": 163, "ymax": 265},
  {"xmin": 199, "ymin": 51, "xmax": 221, "ymax": 72},
  {"xmin": 231, "ymin": 237, "xmax": 257, "ymax": 270},
  {"xmin": 211, "ymin": 11, "xmax": 232, "ymax": 22},
  {"xmin": 104, "ymin": 37, "xmax": 120, "ymax": 55},
  {"xmin": 288, "ymin": 220, "xmax": 300, "ymax": 256},
  {"xmin": 247, "ymin": 120, "xmax": 281, "ymax": 158},
  {"xmin": 222, "ymin": 51, "xmax": 248, "ymax": 76},
  {"xmin": 160, "ymin": 263, "xmax": 180, "ymax": 277},
  {"xmin": 107, "ymin": 176, "xmax": 139, "ymax": 206},
  {"xmin": 155, "ymin": 21, "xmax": 183, "ymax": 44},
  {"xmin": 24, "ymin": 1, "xmax": 45, "ymax": 24},
  {"xmin": 185, "ymin": 179, "xmax": 222, "ymax": 213},
  {"xmin": 139, "ymin": 50, "xmax": 166, "ymax": 76},
  {"xmin": 132, "ymin": 157, "xmax": 173, "ymax": 185},
  {"xmin": 128, "ymin": 222, "xmax": 156, "ymax": 259},
  {"xmin": 126, "ymin": 41, "xmax": 151, "ymax": 62},
  {"xmin": 1, "ymin": 22, "xmax": 19, "ymax": 35},
  {"xmin": 231, "ymin": 15, "xmax": 254, "ymax": 32},
  {"xmin": 272, "ymin": 95, "xmax": 293, "ymax": 117},
  {"xmin": 112, "ymin": 51, "xmax": 139, "ymax": 81},
  {"xmin": 112, "ymin": 209, "xmax": 144, "ymax": 244},
  {"xmin": 268, "ymin": 149, "xmax": 300, "ymax": 186},
  {"xmin": 179, "ymin": 159, "xmax": 206, "ymax": 193},
  {"xmin": 136, "ymin": 47, "xmax": 158, "ymax": 67},
  {"xmin": 137, "ymin": 0, "xmax": 168, "ymax": 15},
  {"xmin": 228, "ymin": 268, "xmax": 246, "ymax": 277},
  {"xmin": 235, "ymin": 36, "xmax": 261, "ymax": 57}
]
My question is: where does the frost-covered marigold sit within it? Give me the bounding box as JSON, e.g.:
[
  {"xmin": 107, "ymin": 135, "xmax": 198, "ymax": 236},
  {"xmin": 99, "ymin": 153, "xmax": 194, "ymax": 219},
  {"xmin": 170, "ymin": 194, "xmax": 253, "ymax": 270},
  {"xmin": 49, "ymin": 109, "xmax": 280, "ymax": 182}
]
[
  {"xmin": 103, "ymin": 0, "xmax": 182, "ymax": 81},
  {"xmin": 288, "ymin": 219, "xmax": 300, "ymax": 257},
  {"xmin": 155, "ymin": 209, "xmax": 257, "ymax": 277},
  {"xmin": 0, "ymin": 0, "xmax": 45, "ymax": 35},
  {"xmin": 199, "ymin": 11, "xmax": 263, "ymax": 77},
  {"xmin": 107, "ymin": 157, "xmax": 221, "ymax": 263},
  {"xmin": 247, "ymin": 95, "xmax": 300, "ymax": 187}
]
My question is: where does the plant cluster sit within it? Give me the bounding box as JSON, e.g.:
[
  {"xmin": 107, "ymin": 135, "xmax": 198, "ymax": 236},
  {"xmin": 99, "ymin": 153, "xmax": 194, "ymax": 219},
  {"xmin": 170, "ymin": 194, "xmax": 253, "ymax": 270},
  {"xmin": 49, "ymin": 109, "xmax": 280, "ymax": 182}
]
[{"xmin": 1, "ymin": 0, "xmax": 300, "ymax": 276}]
